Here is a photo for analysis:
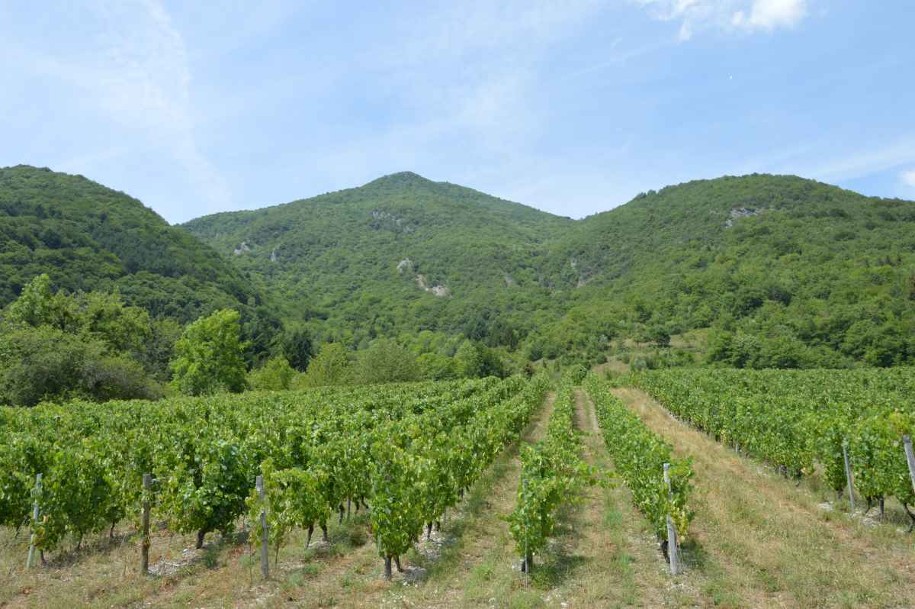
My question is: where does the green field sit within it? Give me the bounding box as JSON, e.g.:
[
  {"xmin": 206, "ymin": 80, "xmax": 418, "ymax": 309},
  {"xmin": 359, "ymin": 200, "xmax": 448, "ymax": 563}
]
[{"xmin": 3, "ymin": 370, "xmax": 915, "ymax": 608}]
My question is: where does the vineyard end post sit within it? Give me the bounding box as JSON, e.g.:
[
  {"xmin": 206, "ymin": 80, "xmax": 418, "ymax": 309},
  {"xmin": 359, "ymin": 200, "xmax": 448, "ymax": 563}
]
[
  {"xmin": 522, "ymin": 476, "xmax": 530, "ymax": 584},
  {"xmin": 26, "ymin": 473, "xmax": 42, "ymax": 569},
  {"xmin": 842, "ymin": 440, "xmax": 855, "ymax": 512},
  {"xmin": 903, "ymin": 436, "xmax": 915, "ymax": 497},
  {"xmin": 141, "ymin": 473, "xmax": 152, "ymax": 575},
  {"xmin": 257, "ymin": 475, "xmax": 269, "ymax": 579},
  {"xmin": 663, "ymin": 463, "xmax": 680, "ymax": 576}
]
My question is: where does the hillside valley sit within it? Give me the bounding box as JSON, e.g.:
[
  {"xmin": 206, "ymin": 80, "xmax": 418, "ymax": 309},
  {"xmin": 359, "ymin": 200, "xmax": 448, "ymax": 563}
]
[
  {"xmin": 2, "ymin": 165, "xmax": 914, "ymax": 379},
  {"xmin": 184, "ymin": 171, "xmax": 915, "ymax": 369}
]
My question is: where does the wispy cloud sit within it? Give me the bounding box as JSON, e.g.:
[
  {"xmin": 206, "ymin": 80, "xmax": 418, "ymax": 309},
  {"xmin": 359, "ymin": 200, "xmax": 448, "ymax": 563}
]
[
  {"xmin": 324, "ymin": 1, "xmax": 605, "ymax": 176},
  {"xmin": 901, "ymin": 169, "xmax": 915, "ymax": 188},
  {"xmin": 804, "ymin": 137, "xmax": 915, "ymax": 183},
  {"xmin": 21, "ymin": 0, "xmax": 230, "ymax": 214},
  {"xmin": 631, "ymin": 0, "xmax": 808, "ymax": 40},
  {"xmin": 744, "ymin": 136, "xmax": 915, "ymax": 190}
]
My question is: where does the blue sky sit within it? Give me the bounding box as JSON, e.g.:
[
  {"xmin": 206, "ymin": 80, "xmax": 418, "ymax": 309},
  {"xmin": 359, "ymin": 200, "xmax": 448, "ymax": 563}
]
[{"xmin": 1, "ymin": 1, "xmax": 912, "ymax": 223}]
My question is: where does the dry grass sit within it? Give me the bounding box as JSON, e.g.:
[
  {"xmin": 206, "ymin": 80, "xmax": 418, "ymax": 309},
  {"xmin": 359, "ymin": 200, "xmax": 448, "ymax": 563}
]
[
  {"xmin": 613, "ymin": 387, "xmax": 915, "ymax": 609},
  {"xmin": 559, "ymin": 389, "xmax": 696, "ymax": 608}
]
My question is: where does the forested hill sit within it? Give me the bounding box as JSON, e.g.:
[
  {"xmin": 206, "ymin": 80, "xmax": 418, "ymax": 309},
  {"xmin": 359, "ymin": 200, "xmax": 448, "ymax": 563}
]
[
  {"xmin": 4, "ymin": 164, "xmax": 913, "ymax": 369},
  {"xmin": 187, "ymin": 172, "xmax": 915, "ymax": 367},
  {"xmin": 0, "ymin": 165, "xmax": 269, "ymax": 324},
  {"xmin": 550, "ymin": 175, "xmax": 915, "ymax": 367},
  {"xmin": 182, "ymin": 172, "xmax": 574, "ymax": 348}
]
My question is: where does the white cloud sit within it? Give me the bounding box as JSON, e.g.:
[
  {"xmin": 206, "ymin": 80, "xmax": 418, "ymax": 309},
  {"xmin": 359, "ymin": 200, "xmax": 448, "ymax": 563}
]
[
  {"xmin": 732, "ymin": 0, "xmax": 807, "ymax": 31},
  {"xmin": 632, "ymin": 0, "xmax": 808, "ymax": 40},
  {"xmin": 901, "ymin": 169, "xmax": 915, "ymax": 188}
]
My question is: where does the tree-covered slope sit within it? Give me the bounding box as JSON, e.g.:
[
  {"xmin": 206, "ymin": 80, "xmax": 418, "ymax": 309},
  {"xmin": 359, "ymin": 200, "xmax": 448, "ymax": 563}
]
[
  {"xmin": 0, "ymin": 165, "xmax": 267, "ymax": 323},
  {"xmin": 183, "ymin": 172, "xmax": 574, "ymax": 347},
  {"xmin": 7, "ymin": 164, "xmax": 912, "ymax": 370},
  {"xmin": 544, "ymin": 175, "xmax": 915, "ymax": 366}
]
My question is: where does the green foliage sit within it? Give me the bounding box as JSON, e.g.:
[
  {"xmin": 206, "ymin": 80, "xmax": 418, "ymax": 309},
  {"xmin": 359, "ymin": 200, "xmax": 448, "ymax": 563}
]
[
  {"xmin": 352, "ymin": 339, "xmax": 420, "ymax": 385},
  {"xmin": 585, "ymin": 375, "xmax": 693, "ymax": 540},
  {"xmin": 455, "ymin": 340, "xmax": 506, "ymax": 378},
  {"xmin": 171, "ymin": 309, "xmax": 248, "ymax": 396},
  {"xmin": 248, "ymin": 356, "xmax": 296, "ymax": 391},
  {"xmin": 0, "ymin": 375, "xmax": 549, "ymax": 563},
  {"xmin": 298, "ymin": 343, "xmax": 351, "ymax": 388},
  {"xmin": 6, "ymin": 274, "xmax": 59, "ymax": 327},
  {"xmin": 7, "ymin": 167, "xmax": 915, "ymax": 371},
  {"xmin": 508, "ymin": 382, "xmax": 590, "ymax": 569},
  {"xmin": 183, "ymin": 171, "xmax": 915, "ymax": 368},
  {"xmin": 38, "ymin": 439, "xmax": 120, "ymax": 549},
  {"xmin": 0, "ymin": 166, "xmax": 275, "ymax": 343},
  {"xmin": 634, "ymin": 367, "xmax": 915, "ymax": 509},
  {"xmin": 157, "ymin": 436, "xmax": 251, "ymax": 544},
  {"xmin": 416, "ymin": 352, "xmax": 458, "ymax": 380},
  {"xmin": 369, "ymin": 442, "xmax": 425, "ymax": 560},
  {"xmin": 281, "ymin": 326, "xmax": 314, "ymax": 372},
  {"xmin": 0, "ymin": 325, "xmax": 160, "ymax": 406},
  {"xmin": 0, "ymin": 276, "xmax": 171, "ymax": 405},
  {"xmin": 183, "ymin": 172, "xmax": 571, "ymax": 354},
  {"xmin": 245, "ymin": 460, "xmax": 329, "ymax": 562}
]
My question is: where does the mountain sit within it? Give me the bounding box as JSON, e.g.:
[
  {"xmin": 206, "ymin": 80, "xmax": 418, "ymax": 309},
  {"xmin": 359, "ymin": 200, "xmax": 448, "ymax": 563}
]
[
  {"xmin": 0, "ymin": 165, "xmax": 277, "ymax": 336},
  {"xmin": 187, "ymin": 172, "xmax": 915, "ymax": 368},
  {"xmin": 548, "ymin": 174, "xmax": 915, "ymax": 367},
  {"xmin": 4, "ymin": 164, "xmax": 912, "ymax": 369},
  {"xmin": 183, "ymin": 172, "xmax": 574, "ymax": 348}
]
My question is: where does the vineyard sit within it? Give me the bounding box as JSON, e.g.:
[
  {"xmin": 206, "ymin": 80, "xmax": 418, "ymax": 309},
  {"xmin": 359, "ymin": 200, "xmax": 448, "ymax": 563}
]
[
  {"xmin": 585, "ymin": 376, "xmax": 693, "ymax": 544},
  {"xmin": 2, "ymin": 370, "xmax": 915, "ymax": 608},
  {"xmin": 508, "ymin": 380, "xmax": 590, "ymax": 573},
  {"xmin": 0, "ymin": 376, "xmax": 548, "ymax": 576},
  {"xmin": 634, "ymin": 368, "xmax": 915, "ymax": 525}
]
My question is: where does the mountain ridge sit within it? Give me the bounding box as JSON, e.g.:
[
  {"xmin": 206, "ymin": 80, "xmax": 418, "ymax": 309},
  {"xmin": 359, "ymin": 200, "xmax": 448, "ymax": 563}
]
[{"xmin": 4, "ymin": 163, "xmax": 914, "ymax": 368}]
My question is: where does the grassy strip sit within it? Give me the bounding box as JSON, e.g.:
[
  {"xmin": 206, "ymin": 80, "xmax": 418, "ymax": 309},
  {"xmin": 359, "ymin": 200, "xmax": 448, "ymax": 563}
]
[{"xmin": 585, "ymin": 375, "xmax": 693, "ymax": 543}]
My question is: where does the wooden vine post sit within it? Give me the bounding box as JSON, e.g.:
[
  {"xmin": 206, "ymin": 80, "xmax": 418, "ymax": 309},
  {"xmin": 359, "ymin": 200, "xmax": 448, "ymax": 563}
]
[
  {"xmin": 26, "ymin": 473, "xmax": 42, "ymax": 569},
  {"xmin": 903, "ymin": 436, "xmax": 915, "ymax": 497},
  {"xmin": 141, "ymin": 473, "xmax": 152, "ymax": 575},
  {"xmin": 663, "ymin": 463, "xmax": 680, "ymax": 576},
  {"xmin": 522, "ymin": 477, "xmax": 530, "ymax": 584},
  {"xmin": 257, "ymin": 475, "xmax": 269, "ymax": 579},
  {"xmin": 842, "ymin": 440, "xmax": 855, "ymax": 512}
]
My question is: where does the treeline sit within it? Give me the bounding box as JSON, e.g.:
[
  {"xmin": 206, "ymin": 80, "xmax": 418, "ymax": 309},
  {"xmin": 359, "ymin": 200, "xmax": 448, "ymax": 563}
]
[{"xmin": 0, "ymin": 275, "xmax": 516, "ymax": 406}]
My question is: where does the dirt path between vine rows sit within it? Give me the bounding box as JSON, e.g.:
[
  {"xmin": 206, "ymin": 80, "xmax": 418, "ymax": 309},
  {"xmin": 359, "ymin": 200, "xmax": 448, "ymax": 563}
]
[
  {"xmin": 560, "ymin": 389, "xmax": 698, "ymax": 607},
  {"xmin": 613, "ymin": 387, "xmax": 915, "ymax": 609}
]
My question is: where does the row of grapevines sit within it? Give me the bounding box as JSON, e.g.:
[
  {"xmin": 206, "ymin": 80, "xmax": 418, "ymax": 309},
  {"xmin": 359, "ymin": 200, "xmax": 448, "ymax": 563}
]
[
  {"xmin": 508, "ymin": 381, "xmax": 590, "ymax": 572},
  {"xmin": 634, "ymin": 368, "xmax": 915, "ymax": 520},
  {"xmin": 0, "ymin": 378, "xmax": 507, "ymax": 555},
  {"xmin": 585, "ymin": 375, "xmax": 693, "ymax": 541},
  {"xmin": 250, "ymin": 375, "xmax": 551, "ymax": 577}
]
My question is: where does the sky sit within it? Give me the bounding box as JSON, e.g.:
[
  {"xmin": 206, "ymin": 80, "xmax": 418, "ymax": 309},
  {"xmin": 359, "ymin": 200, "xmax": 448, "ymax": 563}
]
[{"xmin": 1, "ymin": 0, "xmax": 913, "ymax": 223}]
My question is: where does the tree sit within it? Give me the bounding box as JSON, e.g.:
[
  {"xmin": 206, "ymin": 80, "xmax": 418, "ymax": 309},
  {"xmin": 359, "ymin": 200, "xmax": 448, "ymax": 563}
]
[
  {"xmin": 352, "ymin": 339, "xmax": 420, "ymax": 385},
  {"xmin": 249, "ymin": 355, "xmax": 297, "ymax": 390},
  {"xmin": 455, "ymin": 340, "xmax": 506, "ymax": 378},
  {"xmin": 454, "ymin": 340, "xmax": 483, "ymax": 378},
  {"xmin": 298, "ymin": 343, "xmax": 351, "ymax": 387},
  {"xmin": 5, "ymin": 274, "xmax": 72, "ymax": 329},
  {"xmin": 0, "ymin": 326, "xmax": 159, "ymax": 406},
  {"xmin": 171, "ymin": 309, "xmax": 248, "ymax": 395},
  {"xmin": 282, "ymin": 326, "xmax": 314, "ymax": 372}
]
